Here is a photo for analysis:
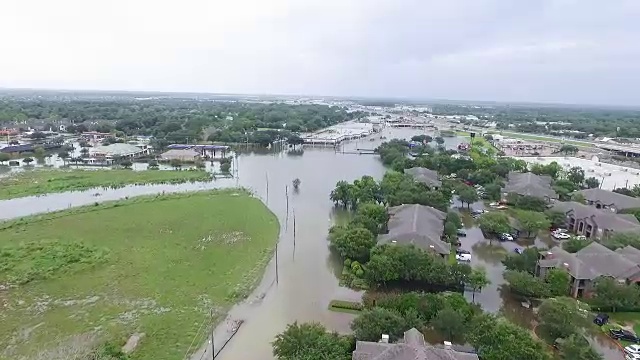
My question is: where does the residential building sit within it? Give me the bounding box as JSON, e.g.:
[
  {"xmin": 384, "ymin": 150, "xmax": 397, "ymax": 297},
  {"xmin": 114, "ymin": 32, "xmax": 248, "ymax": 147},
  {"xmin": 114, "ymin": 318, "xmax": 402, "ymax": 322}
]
[
  {"xmin": 578, "ymin": 188, "xmax": 640, "ymax": 213},
  {"xmin": 537, "ymin": 242, "xmax": 640, "ymax": 297},
  {"xmin": 404, "ymin": 167, "xmax": 441, "ymax": 189},
  {"xmin": 378, "ymin": 204, "xmax": 450, "ymax": 257},
  {"xmin": 352, "ymin": 328, "xmax": 478, "ymax": 360},
  {"xmin": 503, "ymin": 171, "xmax": 557, "ymax": 200},
  {"xmin": 552, "ymin": 201, "xmax": 640, "ymax": 239},
  {"xmin": 160, "ymin": 149, "xmax": 201, "ymax": 162},
  {"xmin": 81, "ymin": 131, "xmax": 111, "ymax": 142}
]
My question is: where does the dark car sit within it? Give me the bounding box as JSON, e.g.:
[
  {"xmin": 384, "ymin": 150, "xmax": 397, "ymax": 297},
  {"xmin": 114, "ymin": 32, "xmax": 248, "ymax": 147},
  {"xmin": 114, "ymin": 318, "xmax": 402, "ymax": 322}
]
[
  {"xmin": 514, "ymin": 248, "xmax": 523, "ymax": 254},
  {"xmin": 609, "ymin": 328, "xmax": 640, "ymax": 343},
  {"xmin": 594, "ymin": 313, "xmax": 609, "ymax": 326},
  {"xmin": 457, "ymin": 229, "xmax": 467, "ymax": 237}
]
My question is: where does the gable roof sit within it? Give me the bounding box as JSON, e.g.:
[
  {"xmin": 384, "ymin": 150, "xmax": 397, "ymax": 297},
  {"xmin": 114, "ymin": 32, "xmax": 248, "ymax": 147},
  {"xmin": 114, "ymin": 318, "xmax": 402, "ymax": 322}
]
[
  {"xmin": 160, "ymin": 149, "xmax": 201, "ymax": 161},
  {"xmin": 552, "ymin": 201, "xmax": 640, "ymax": 232},
  {"xmin": 578, "ymin": 188, "xmax": 640, "ymax": 211},
  {"xmin": 92, "ymin": 143, "xmax": 143, "ymax": 156},
  {"xmin": 404, "ymin": 167, "xmax": 442, "ymax": 188},
  {"xmin": 352, "ymin": 328, "xmax": 478, "ymax": 360},
  {"xmin": 616, "ymin": 245, "xmax": 640, "ymax": 264},
  {"xmin": 541, "ymin": 242, "xmax": 640, "ymax": 280},
  {"xmin": 504, "ymin": 172, "xmax": 557, "ymax": 199},
  {"xmin": 378, "ymin": 204, "xmax": 450, "ymax": 255}
]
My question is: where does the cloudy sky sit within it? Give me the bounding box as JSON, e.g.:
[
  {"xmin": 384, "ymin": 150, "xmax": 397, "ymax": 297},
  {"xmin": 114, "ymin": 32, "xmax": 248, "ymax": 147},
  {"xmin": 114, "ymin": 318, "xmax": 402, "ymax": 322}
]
[{"xmin": 1, "ymin": 0, "xmax": 638, "ymax": 105}]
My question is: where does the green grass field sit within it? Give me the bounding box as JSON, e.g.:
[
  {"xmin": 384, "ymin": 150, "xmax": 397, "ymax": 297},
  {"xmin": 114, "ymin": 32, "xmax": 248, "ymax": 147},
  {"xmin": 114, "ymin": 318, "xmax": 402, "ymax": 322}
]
[
  {"xmin": 0, "ymin": 169, "xmax": 212, "ymax": 200},
  {"xmin": 0, "ymin": 190, "xmax": 279, "ymax": 360}
]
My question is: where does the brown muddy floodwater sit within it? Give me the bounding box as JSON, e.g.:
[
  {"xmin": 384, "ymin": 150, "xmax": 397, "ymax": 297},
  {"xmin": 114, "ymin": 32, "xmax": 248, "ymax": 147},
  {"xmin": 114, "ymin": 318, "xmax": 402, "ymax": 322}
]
[{"xmin": 0, "ymin": 128, "xmax": 622, "ymax": 360}]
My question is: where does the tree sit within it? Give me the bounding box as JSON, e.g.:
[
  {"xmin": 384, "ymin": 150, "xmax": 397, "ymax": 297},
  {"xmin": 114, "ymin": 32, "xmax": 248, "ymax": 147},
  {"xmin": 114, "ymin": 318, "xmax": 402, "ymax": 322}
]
[
  {"xmin": 330, "ymin": 227, "xmax": 376, "ymax": 262},
  {"xmin": 567, "ymin": 167, "xmax": 585, "ymax": 187},
  {"xmin": 468, "ymin": 266, "xmax": 490, "ymax": 303},
  {"xmin": 22, "ymin": 157, "xmax": 34, "ymax": 165},
  {"xmin": 430, "ymin": 308, "xmax": 467, "ymax": 341},
  {"xmin": 57, "ymin": 151, "xmax": 69, "ymax": 165},
  {"xmin": 562, "ymin": 238, "xmax": 592, "ymax": 253},
  {"xmin": 514, "ymin": 210, "xmax": 550, "ymax": 238},
  {"xmin": 458, "ymin": 185, "xmax": 479, "ymax": 209},
  {"xmin": 559, "ymin": 144, "xmax": 578, "ymax": 155},
  {"xmin": 119, "ymin": 159, "xmax": 133, "ymax": 169},
  {"xmin": 544, "ymin": 210, "xmax": 567, "ymax": 229},
  {"xmin": 353, "ymin": 203, "xmax": 388, "ymax": 234},
  {"xmin": 330, "ymin": 181, "xmax": 355, "ymax": 207},
  {"xmin": 557, "ymin": 333, "xmax": 602, "ymax": 360},
  {"xmin": 584, "ymin": 177, "xmax": 599, "ymax": 189},
  {"xmin": 570, "ymin": 192, "xmax": 586, "ymax": 204},
  {"xmin": 80, "ymin": 147, "xmax": 90, "ymax": 157},
  {"xmin": 0, "ymin": 153, "xmax": 10, "ymax": 164},
  {"xmin": 351, "ymin": 307, "xmax": 411, "ymax": 342},
  {"xmin": 435, "ymin": 137, "xmax": 445, "ymax": 146},
  {"xmin": 292, "ymin": 178, "xmax": 301, "ymax": 190},
  {"xmin": 545, "ymin": 269, "xmax": 571, "ymax": 297},
  {"xmin": 538, "ymin": 297, "xmax": 590, "ymax": 340},
  {"xmin": 411, "ymin": 134, "xmax": 432, "ymax": 144},
  {"xmin": 272, "ymin": 322, "xmax": 352, "ymax": 360},
  {"xmin": 503, "ymin": 270, "xmax": 550, "ymax": 298},
  {"xmin": 502, "ymin": 247, "xmax": 540, "ymax": 274},
  {"xmin": 477, "ymin": 212, "xmax": 510, "ymax": 237},
  {"xmin": 169, "ymin": 158, "xmax": 182, "ymax": 170},
  {"xmin": 221, "ymin": 162, "xmax": 231, "ymax": 173},
  {"xmin": 468, "ymin": 313, "xmax": 551, "ymax": 360},
  {"xmin": 484, "ymin": 183, "xmax": 502, "ymax": 201}
]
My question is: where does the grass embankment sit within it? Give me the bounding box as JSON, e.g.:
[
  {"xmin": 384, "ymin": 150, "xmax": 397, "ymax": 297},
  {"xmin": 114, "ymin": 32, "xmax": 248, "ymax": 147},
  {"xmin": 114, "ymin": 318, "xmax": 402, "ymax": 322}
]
[
  {"xmin": 0, "ymin": 169, "xmax": 212, "ymax": 200},
  {"xmin": 0, "ymin": 190, "xmax": 279, "ymax": 360}
]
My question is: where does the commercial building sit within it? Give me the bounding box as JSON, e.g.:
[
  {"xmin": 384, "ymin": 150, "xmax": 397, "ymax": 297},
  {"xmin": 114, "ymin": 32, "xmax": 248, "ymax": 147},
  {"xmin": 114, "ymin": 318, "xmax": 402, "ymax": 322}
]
[
  {"xmin": 160, "ymin": 149, "xmax": 201, "ymax": 162},
  {"xmin": 90, "ymin": 143, "xmax": 149, "ymax": 159}
]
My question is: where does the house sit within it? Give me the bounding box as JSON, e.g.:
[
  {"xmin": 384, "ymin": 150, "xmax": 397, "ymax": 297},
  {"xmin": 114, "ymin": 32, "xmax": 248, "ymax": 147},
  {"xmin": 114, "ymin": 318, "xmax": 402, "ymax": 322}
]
[
  {"xmin": 537, "ymin": 242, "xmax": 640, "ymax": 297},
  {"xmin": 160, "ymin": 149, "xmax": 201, "ymax": 162},
  {"xmin": 578, "ymin": 188, "xmax": 640, "ymax": 213},
  {"xmin": 552, "ymin": 201, "xmax": 640, "ymax": 239},
  {"xmin": 404, "ymin": 167, "xmax": 441, "ymax": 189},
  {"xmin": 352, "ymin": 328, "xmax": 478, "ymax": 360},
  {"xmin": 378, "ymin": 204, "xmax": 450, "ymax": 257},
  {"xmin": 503, "ymin": 171, "xmax": 557, "ymax": 200},
  {"xmin": 91, "ymin": 143, "xmax": 149, "ymax": 159}
]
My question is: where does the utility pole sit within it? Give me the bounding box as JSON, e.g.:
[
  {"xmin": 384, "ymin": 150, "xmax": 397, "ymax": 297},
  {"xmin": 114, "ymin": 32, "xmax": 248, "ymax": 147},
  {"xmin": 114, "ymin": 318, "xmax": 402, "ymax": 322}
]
[
  {"xmin": 285, "ymin": 185, "xmax": 289, "ymax": 230},
  {"xmin": 211, "ymin": 309, "xmax": 216, "ymax": 360},
  {"xmin": 293, "ymin": 209, "xmax": 297, "ymax": 250},
  {"xmin": 265, "ymin": 172, "xmax": 269, "ymax": 205},
  {"xmin": 275, "ymin": 243, "xmax": 279, "ymax": 284}
]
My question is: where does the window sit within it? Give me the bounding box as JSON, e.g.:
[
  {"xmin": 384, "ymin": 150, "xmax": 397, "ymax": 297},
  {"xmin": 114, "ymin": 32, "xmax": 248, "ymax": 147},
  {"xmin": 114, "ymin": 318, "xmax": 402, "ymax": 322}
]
[{"xmin": 578, "ymin": 222, "xmax": 584, "ymax": 232}]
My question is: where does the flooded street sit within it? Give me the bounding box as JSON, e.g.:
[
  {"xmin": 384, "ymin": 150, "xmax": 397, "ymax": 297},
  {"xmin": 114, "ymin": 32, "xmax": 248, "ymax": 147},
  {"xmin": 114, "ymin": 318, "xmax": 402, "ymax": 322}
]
[{"xmin": 0, "ymin": 128, "xmax": 623, "ymax": 359}]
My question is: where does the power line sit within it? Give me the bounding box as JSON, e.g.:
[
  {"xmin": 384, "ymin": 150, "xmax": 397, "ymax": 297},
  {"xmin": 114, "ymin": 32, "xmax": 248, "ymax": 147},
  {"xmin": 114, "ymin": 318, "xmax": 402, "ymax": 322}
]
[{"xmin": 183, "ymin": 315, "xmax": 209, "ymax": 360}]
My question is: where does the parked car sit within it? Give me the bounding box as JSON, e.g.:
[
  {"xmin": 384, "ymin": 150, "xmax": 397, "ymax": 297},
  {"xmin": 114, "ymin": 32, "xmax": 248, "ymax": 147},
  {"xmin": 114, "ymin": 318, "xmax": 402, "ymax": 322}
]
[
  {"xmin": 499, "ymin": 233, "xmax": 514, "ymax": 241},
  {"xmin": 593, "ymin": 313, "xmax": 609, "ymax": 326},
  {"xmin": 457, "ymin": 229, "xmax": 467, "ymax": 237},
  {"xmin": 552, "ymin": 232, "xmax": 571, "ymax": 240},
  {"xmin": 626, "ymin": 354, "xmax": 640, "ymax": 360},
  {"xmin": 514, "ymin": 248, "xmax": 523, "ymax": 254},
  {"xmin": 610, "ymin": 329, "xmax": 640, "ymax": 343},
  {"xmin": 456, "ymin": 249, "xmax": 471, "ymax": 262},
  {"xmin": 625, "ymin": 345, "xmax": 640, "ymax": 355},
  {"xmin": 575, "ymin": 235, "xmax": 587, "ymax": 240}
]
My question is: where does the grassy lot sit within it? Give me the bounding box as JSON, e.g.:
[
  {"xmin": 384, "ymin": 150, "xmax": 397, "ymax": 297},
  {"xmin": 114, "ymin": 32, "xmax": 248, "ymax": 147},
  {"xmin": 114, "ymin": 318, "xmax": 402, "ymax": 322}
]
[
  {"xmin": 485, "ymin": 131, "xmax": 590, "ymax": 147},
  {"xmin": 0, "ymin": 190, "xmax": 279, "ymax": 360},
  {"xmin": 0, "ymin": 169, "xmax": 212, "ymax": 200}
]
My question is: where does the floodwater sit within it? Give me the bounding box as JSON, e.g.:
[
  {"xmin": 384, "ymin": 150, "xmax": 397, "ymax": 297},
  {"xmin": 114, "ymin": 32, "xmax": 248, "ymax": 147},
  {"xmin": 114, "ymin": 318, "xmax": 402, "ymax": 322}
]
[{"xmin": 0, "ymin": 128, "xmax": 622, "ymax": 360}]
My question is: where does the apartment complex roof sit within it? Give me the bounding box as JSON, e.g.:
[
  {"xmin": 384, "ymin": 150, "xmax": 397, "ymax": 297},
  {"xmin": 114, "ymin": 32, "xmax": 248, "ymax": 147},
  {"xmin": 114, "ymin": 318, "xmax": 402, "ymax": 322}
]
[
  {"xmin": 353, "ymin": 328, "xmax": 478, "ymax": 360},
  {"xmin": 578, "ymin": 188, "xmax": 640, "ymax": 211},
  {"xmin": 404, "ymin": 167, "xmax": 442, "ymax": 188},
  {"xmin": 540, "ymin": 242, "xmax": 640, "ymax": 280},
  {"xmin": 504, "ymin": 171, "xmax": 557, "ymax": 199},
  {"xmin": 378, "ymin": 204, "xmax": 450, "ymax": 255},
  {"xmin": 552, "ymin": 201, "xmax": 640, "ymax": 232}
]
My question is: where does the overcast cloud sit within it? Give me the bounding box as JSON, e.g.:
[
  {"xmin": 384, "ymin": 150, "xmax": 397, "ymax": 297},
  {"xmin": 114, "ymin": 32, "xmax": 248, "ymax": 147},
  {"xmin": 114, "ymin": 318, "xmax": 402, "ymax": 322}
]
[{"xmin": 1, "ymin": 0, "xmax": 639, "ymax": 105}]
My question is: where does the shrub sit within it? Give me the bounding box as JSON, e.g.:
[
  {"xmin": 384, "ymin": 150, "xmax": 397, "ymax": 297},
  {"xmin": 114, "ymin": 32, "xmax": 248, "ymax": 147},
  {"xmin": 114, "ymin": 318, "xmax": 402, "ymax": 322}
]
[{"xmin": 329, "ymin": 300, "xmax": 364, "ymax": 311}]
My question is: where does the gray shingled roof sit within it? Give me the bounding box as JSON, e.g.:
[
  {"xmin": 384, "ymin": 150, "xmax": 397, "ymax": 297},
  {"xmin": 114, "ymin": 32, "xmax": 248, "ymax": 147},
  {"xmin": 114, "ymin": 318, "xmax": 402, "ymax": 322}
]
[
  {"xmin": 579, "ymin": 188, "xmax": 640, "ymax": 211},
  {"xmin": 378, "ymin": 204, "xmax": 450, "ymax": 255},
  {"xmin": 404, "ymin": 167, "xmax": 442, "ymax": 188},
  {"xmin": 541, "ymin": 243, "xmax": 640, "ymax": 280},
  {"xmin": 504, "ymin": 172, "xmax": 557, "ymax": 199},
  {"xmin": 616, "ymin": 245, "xmax": 640, "ymax": 264},
  {"xmin": 352, "ymin": 328, "xmax": 478, "ymax": 360},
  {"xmin": 552, "ymin": 201, "xmax": 640, "ymax": 232}
]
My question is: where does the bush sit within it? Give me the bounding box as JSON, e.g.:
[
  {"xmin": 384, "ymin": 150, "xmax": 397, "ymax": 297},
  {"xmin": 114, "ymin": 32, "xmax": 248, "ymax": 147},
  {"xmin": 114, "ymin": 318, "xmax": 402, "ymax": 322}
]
[{"xmin": 329, "ymin": 300, "xmax": 364, "ymax": 312}]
